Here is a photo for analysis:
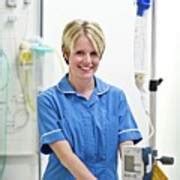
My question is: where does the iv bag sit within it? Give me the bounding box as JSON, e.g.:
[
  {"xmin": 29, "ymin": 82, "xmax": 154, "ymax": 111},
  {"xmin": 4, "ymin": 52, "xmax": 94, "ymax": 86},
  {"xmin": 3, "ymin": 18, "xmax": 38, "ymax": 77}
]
[{"xmin": 134, "ymin": 15, "xmax": 148, "ymax": 74}]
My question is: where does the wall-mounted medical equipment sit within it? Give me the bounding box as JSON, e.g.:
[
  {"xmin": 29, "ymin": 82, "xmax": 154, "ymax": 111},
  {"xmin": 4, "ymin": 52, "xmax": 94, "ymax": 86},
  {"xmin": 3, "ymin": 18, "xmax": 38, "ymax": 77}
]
[
  {"xmin": 31, "ymin": 40, "xmax": 54, "ymax": 93},
  {"xmin": 0, "ymin": 37, "xmax": 54, "ymax": 179},
  {"xmin": 6, "ymin": 0, "xmax": 17, "ymax": 7},
  {"xmin": 0, "ymin": 0, "xmax": 42, "ymax": 179}
]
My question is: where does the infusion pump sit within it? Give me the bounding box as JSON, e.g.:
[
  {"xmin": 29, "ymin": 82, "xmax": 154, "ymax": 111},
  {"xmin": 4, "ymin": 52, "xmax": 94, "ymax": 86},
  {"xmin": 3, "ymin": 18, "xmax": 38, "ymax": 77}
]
[
  {"xmin": 121, "ymin": 146, "xmax": 153, "ymax": 180},
  {"xmin": 121, "ymin": 146, "xmax": 174, "ymax": 180}
]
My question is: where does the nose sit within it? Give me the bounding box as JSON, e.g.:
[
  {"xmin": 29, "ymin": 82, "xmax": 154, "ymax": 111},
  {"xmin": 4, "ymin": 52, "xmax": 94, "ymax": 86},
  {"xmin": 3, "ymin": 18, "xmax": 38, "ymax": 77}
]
[{"xmin": 84, "ymin": 53, "xmax": 92, "ymax": 64}]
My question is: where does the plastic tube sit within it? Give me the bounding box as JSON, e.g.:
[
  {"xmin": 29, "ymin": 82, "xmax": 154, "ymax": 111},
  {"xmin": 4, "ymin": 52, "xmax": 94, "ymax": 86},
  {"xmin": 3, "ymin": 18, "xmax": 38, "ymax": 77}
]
[{"xmin": 0, "ymin": 49, "xmax": 10, "ymax": 180}]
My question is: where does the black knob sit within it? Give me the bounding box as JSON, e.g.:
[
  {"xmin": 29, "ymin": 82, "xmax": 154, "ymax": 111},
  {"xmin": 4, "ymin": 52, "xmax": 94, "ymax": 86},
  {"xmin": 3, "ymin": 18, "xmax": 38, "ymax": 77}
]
[{"xmin": 157, "ymin": 156, "xmax": 174, "ymax": 165}]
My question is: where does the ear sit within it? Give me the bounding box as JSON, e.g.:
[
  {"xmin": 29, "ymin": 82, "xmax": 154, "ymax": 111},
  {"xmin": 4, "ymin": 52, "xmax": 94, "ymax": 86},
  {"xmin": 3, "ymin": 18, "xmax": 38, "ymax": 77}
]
[
  {"xmin": 64, "ymin": 58, "xmax": 69, "ymax": 65},
  {"xmin": 63, "ymin": 53, "xmax": 68, "ymax": 60},
  {"xmin": 62, "ymin": 47, "xmax": 69, "ymax": 65}
]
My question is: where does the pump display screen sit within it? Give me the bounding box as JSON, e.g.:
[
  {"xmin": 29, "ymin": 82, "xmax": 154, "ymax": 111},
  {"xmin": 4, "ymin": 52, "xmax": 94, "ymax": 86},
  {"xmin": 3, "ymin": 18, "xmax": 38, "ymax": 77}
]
[{"xmin": 124, "ymin": 155, "xmax": 135, "ymax": 172}]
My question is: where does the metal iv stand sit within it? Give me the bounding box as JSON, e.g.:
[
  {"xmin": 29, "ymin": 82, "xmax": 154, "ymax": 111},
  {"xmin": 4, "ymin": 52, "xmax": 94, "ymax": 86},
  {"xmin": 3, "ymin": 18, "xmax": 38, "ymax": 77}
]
[
  {"xmin": 149, "ymin": 0, "xmax": 163, "ymax": 149},
  {"xmin": 149, "ymin": 0, "xmax": 174, "ymax": 169}
]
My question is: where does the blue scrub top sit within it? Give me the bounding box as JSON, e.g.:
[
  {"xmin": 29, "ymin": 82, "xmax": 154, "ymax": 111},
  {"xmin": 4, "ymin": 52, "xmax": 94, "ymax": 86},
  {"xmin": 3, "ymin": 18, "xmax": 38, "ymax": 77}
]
[{"xmin": 37, "ymin": 74, "xmax": 142, "ymax": 180}]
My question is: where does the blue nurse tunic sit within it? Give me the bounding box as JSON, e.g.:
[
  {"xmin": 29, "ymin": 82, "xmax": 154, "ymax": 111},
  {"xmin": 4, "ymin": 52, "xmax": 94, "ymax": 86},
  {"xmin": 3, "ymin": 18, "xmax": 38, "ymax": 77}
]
[{"xmin": 37, "ymin": 74, "xmax": 142, "ymax": 180}]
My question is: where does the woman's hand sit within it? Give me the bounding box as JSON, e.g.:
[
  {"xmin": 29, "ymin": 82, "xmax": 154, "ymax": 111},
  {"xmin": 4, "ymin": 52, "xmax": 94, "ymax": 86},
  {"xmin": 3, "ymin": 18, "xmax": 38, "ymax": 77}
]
[
  {"xmin": 77, "ymin": 176, "xmax": 97, "ymax": 180},
  {"xmin": 50, "ymin": 140, "xmax": 97, "ymax": 180}
]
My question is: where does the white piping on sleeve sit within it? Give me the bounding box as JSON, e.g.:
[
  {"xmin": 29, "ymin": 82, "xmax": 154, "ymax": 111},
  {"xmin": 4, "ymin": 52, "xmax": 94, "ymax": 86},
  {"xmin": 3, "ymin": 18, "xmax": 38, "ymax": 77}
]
[
  {"xmin": 118, "ymin": 128, "xmax": 140, "ymax": 135},
  {"xmin": 40, "ymin": 129, "xmax": 62, "ymax": 141}
]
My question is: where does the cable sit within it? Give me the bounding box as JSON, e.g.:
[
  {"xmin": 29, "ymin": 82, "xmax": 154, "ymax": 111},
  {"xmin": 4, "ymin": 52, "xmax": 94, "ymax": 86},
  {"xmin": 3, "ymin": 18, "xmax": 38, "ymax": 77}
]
[
  {"xmin": 140, "ymin": 90, "xmax": 155, "ymax": 142},
  {"xmin": 1, "ymin": 20, "xmax": 33, "ymax": 133},
  {"xmin": 135, "ymin": 73, "xmax": 155, "ymax": 144},
  {"xmin": 10, "ymin": 2, "xmax": 35, "ymax": 114},
  {"xmin": 0, "ymin": 49, "xmax": 10, "ymax": 180},
  {"xmin": 0, "ymin": 50, "xmax": 10, "ymax": 91},
  {"xmin": 13, "ymin": 107, "xmax": 30, "ymax": 131},
  {"xmin": 17, "ymin": 46, "xmax": 35, "ymax": 113}
]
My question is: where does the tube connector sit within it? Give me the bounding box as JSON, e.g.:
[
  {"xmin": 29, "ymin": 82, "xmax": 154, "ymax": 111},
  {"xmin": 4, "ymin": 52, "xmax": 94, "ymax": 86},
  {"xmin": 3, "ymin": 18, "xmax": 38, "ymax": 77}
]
[{"xmin": 136, "ymin": 0, "xmax": 151, "ymax": 16}]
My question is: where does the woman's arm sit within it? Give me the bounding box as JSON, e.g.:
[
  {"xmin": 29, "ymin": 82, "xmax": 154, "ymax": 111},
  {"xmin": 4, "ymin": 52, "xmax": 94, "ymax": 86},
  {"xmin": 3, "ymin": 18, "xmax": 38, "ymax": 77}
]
[{"xmin": 50, "ymin": 140, "xmax": 97, "ymax": 180}]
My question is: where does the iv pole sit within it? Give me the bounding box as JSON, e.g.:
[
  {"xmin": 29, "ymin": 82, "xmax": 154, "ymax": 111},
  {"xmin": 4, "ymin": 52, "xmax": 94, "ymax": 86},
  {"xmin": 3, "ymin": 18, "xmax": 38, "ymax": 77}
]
[
  {"xmin": 149, "ymin": 0, "xmax": 157, "ymax": 149},
  {"xmin": 149, "ymin": 0, "xmax": 163, "ymax": 149}
]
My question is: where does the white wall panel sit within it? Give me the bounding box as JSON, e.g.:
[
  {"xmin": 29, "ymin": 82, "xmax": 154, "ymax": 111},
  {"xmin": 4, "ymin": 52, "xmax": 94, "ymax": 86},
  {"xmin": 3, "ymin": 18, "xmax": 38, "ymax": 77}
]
[{"xmin": 156, "ymin": 0, "xmax": 180, "ymax": 178}]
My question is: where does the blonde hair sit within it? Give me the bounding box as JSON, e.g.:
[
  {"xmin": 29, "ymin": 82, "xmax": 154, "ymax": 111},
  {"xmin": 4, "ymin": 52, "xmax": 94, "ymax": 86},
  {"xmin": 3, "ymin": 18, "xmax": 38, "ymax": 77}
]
[{"xmin": 61, "ymin": 19, "xmax": 105, "ymax": 63}]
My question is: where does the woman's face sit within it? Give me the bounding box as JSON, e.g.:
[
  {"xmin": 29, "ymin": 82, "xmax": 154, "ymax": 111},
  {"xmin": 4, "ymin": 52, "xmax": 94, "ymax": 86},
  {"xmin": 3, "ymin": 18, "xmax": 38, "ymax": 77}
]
[{"xmin": 68, "ymin": 35, "xmax": 100, "ymax": 81}]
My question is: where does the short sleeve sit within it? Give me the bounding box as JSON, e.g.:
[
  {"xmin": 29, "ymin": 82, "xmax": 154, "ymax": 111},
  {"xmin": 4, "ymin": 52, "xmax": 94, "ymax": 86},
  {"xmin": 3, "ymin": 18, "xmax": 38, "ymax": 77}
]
[
  {"xmin": 37, "ymin": 94, "xmax": 66, "ymax": 154},
  {"xmin": 118, "ymin": 91, "xmax": 142, "ymax": 144}
]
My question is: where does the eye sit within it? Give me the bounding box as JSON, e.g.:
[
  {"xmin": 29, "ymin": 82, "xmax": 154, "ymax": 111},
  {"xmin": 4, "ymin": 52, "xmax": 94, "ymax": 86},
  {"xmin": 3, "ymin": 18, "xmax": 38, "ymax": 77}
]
[
  {"xmin": 75, "ymin": 50, "xmax": 85, "ymax": 56},
  {"xmin": 90, "ymin": 51, "xmax": 98, "ymax": 57}
]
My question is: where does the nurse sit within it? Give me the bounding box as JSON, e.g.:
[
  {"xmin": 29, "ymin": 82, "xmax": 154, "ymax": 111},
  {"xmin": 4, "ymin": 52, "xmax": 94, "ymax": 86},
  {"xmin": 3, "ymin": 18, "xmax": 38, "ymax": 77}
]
[{"xmin": 38, "ymin": 19, "xmax": 142, "ymax": 180}]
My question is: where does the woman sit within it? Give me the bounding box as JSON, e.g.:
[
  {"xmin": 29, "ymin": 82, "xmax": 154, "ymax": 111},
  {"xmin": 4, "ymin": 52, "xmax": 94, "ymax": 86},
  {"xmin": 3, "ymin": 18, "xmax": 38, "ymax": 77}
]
[{"xmin": 38, "ymin": 19, "xmax": 142, "ymax": 180}]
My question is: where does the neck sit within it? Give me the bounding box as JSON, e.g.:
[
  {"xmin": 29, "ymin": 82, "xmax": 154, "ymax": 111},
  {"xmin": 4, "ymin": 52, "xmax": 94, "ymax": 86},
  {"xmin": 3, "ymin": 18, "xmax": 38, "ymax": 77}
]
[{"xmin": 68, "ymin": 74, "xmax": 94, "ymax": 99}]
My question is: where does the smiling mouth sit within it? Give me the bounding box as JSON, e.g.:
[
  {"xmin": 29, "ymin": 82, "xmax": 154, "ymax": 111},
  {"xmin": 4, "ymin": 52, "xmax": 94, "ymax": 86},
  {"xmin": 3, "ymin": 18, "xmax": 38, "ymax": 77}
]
[{"xmin": 79, "ymin": 66, "xmax": 93, "ymax": 72}]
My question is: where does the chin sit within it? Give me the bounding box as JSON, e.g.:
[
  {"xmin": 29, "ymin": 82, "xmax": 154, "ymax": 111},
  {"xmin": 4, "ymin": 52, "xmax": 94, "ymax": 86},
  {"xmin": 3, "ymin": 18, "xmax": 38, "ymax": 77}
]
[{"xmin": 80, "ymin": 73, "xmax": 94, "ymax": 80}]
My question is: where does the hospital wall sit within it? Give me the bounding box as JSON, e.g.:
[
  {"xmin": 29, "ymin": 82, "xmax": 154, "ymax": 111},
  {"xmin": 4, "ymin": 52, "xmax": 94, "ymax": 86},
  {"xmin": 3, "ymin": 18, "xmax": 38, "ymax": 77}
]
[
  {"xmin": 0, "ymin": 0, "xmax": 179, "ymax": 179},
  {"xmin": 155, "ymin": 0, "xmax": 180, "ymax": 179}
]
